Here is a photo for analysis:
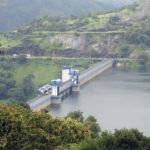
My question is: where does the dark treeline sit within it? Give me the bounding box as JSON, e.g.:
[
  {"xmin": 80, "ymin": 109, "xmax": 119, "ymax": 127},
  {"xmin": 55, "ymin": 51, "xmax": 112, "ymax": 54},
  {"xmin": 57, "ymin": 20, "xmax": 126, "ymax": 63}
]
[{"xmin": 0, "ymin": 56, "xmax": 35, "ymax": 102}]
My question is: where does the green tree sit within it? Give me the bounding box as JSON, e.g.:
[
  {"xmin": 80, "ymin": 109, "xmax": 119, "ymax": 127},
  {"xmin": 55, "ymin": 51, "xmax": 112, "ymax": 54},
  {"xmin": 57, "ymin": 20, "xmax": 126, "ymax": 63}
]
[
  {"xmin": 118, "ymin": 45, "xmax": 131, "ymax": 58},
  {"xmin": 66, "ymin": 111, "xmax": 84, "ymax": 122},
  {"xmin": 8, "ymin": 88, "xmax": 25, "ymax": 101},
  {"xmin": 0, "ymin": 61, "xmax": 12, "ymax": 70},
  {"xmin": 0, "ymin": 71, "xmax": 13, "ymax": 78},
  {"xmin": 84, "ymin": 116, "xmax": 101, "ymax": 138},
  {"xmin": 113, "ymin": 129, "xmax": 139, "ymax": 150},
  {"xmin": 22, "ymin": 74, "xmax": 36, "ymax": 98},
  {"xmin": 81, "ymin": 129, "xmax": 150, "ymax": 150},
  {"xmin": 0, "ymin": 103, "xmax": 90, "ymax": 150},
  {"xmin": 0, "ymin": 83, "xmax": 7, "ymax": 99},
  {"xmin": 81, "ymin": 139, "xmax": 98, "ymax": 150},
  {"xmin": 137, "ymin": 53, "xmax": 149, "ymax": 68},
  {"xmin": 16, "ymin": 55, "xmax": 27, "ymax": 64},
  {"xmin": 0, "ymin": 59, "xmax": 16, "ymax": 100}
]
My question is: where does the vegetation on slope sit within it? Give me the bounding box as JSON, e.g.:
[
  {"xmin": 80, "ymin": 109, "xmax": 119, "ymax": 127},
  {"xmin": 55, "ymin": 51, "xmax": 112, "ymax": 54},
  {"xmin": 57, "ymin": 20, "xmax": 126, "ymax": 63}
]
[
  {"xmin": 0, "ymin": 103, "xmax": 150, "ymax": 150},
  {"xmin": 0, "ymin": 0, "xmax": 135, "ymax": 31},
  {"xmin": 115, "ymin": 21, "xmax": 150, "ymax": 57},
  {"xmin": 1, "ymin": 0, "xmax": 149, "ymax": 60},
  {"xmin": 0, "ymin": 34, "xmax": 22, "ymax": 50},
  {"xmin": 18, "ymin": 5, "xmax": 137, "ymax": 33}
]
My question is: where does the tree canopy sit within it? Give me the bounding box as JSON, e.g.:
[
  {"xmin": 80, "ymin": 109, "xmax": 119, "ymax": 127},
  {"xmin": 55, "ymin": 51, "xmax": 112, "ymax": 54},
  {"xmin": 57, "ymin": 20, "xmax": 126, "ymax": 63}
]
[
  {"xmin": 0, "ymin": 103, "xmax": 150, "ymax": 150},
  {"xmin": 0, "ymin": 103, "xmax": 90, "ymax": 150}
]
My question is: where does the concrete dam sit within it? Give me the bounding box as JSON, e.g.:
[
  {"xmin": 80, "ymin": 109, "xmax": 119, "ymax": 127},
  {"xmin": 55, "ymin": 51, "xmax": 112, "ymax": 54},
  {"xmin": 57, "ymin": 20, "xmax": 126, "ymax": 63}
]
[{"xmin": 28, "ymin": 60, "xmax": 113, "ymax": 111}]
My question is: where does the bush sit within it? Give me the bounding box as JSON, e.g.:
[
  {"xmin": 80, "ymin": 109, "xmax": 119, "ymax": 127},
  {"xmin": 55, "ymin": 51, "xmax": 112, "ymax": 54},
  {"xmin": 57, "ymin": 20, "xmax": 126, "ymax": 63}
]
[
  {"xmin": 15, "ymin": 55, "xmax": 27, "ymax": 64},
  {"xmin": 137, "ymin": 53, "xmax": 149, "ymax": 68}
]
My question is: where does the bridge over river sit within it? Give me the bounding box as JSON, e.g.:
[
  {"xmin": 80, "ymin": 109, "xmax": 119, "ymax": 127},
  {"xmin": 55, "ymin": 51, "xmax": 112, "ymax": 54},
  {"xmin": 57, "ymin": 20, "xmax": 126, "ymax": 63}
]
[{"xmin": 28, "ymin": 60, "xmax": 113, "ymax": 111}]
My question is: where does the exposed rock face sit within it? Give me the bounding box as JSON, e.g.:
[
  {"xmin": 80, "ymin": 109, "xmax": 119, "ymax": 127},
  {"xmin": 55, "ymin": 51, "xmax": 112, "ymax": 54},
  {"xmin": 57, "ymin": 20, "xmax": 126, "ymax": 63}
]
[
  {"xmin": 45, "ymin": 33, "xmax": 122, "ymax": 57},
  {"xmin": 47, "ymin": 33, "xmax": 122, "ymax": 51},
  {"xmin": 47, "ymin": 34, "xmax": 87, "ymax": 50}
]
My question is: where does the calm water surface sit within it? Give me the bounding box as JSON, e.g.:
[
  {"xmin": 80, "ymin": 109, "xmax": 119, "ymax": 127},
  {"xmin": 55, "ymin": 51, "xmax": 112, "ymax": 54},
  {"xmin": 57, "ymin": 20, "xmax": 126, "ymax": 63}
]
[{"xmin": 50, "ymin": 68, "xmax": 150, "ymax": 136}]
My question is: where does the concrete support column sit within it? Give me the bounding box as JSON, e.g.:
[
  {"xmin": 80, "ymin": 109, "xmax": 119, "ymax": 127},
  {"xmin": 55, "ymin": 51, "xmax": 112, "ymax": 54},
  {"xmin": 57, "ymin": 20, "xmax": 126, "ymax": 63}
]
[
  {"xmin": 50, "ymin": 79, "xmax": 62, "ymax": 104},
  {"xmin": 72, "ymin": 86, "xmax": 80, "ymax": 92},
  {"xmin": 70, "ymin": 69, "xmax": 80, "ymax": 92}
]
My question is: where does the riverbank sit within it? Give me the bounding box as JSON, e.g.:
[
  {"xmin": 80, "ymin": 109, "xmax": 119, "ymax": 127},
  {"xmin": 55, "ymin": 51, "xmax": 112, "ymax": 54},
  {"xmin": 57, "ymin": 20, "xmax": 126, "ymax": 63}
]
[{"xmin": 118, "ymin": 59, "xmax": 150, "ymax": 70}]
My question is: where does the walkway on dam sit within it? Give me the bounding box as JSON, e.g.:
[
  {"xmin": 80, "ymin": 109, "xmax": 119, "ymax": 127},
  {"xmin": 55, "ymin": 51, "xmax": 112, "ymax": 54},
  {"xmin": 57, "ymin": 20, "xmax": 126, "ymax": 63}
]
[{"xmin": 28, "ymin": 60, "xmax": 113, "ymax": 111}]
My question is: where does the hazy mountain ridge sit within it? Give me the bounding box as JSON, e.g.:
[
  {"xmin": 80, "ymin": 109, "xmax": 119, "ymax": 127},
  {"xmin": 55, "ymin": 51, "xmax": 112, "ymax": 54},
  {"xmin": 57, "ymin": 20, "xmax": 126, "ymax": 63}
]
[{"xmin": 0, "ymin": 0, "xmax": 135, "ymax": 31}]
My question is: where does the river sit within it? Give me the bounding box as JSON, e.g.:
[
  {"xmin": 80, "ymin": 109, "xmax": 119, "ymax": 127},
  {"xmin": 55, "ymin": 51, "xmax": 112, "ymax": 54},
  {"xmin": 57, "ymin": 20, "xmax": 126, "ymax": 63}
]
[{"xmin": 49, "ymin": 67, "xmax": 150, "ymax": 136}]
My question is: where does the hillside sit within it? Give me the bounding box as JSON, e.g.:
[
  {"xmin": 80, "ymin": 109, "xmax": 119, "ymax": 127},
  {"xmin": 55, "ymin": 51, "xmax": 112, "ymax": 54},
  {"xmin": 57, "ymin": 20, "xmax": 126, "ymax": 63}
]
[
  {"xmin": 0, "ymin": 0, "xmax": 150, "ymax": 59},
  {"xmin": 0, "ymin": 0, "xmax": 135, "ymax": 31}
]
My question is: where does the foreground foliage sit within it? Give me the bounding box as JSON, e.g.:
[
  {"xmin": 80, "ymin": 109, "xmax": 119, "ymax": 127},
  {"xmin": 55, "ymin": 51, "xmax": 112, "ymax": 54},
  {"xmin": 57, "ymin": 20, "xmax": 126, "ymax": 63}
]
[
  {"xmin": 0, "ymin": 103, "xmax": 150, "ymax": 150},
  {"xmin": 0, "ymin": 103, "xmax": 90, "ymax": 150},
  {"xmin": 66, "ymin": 111, "xmax": 101, "ymax": 138},
  {"xmin": 81, "ymin": 129, "xmax": 150, "ymax": 150}
]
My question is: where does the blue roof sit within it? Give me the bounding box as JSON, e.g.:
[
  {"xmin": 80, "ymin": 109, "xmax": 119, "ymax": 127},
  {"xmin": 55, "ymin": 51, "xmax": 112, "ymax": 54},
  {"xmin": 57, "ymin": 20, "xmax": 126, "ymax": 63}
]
[
  {"xmin": 50, "ymin": 79, "xmax": 62, "ymax": 86},
  {"xmin": 70, "ymin": 70, "xmax": 80, "ymax": 75}
]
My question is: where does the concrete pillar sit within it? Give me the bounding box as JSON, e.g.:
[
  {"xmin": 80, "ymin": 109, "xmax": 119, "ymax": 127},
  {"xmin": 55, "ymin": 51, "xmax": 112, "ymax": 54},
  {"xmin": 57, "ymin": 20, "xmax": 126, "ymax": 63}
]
[
  {"xmin": 72, "ymin": 86, "xmax": 80, "ymax": 92},
  {"xmin": 70, "ymin": 69, "xmax": 80, "ymax": 92},
  {"xmin": 50, "ymin": 79, "xmax": 62, "ymax": 104},
  {"xmin": 50, "ymin": 79, "xmax": 62, "ymax": 96},
  {"xmin": 51, "ymin": 86, "xmax": 59, "ymax": 96}
]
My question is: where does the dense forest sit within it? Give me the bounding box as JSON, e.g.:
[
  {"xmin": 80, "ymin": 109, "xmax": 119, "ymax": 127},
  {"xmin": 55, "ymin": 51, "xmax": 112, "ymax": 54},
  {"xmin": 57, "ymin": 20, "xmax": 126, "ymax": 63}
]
[{"xmin": 0, "ymin": 103, "xmax": 150, "ymax": 150}]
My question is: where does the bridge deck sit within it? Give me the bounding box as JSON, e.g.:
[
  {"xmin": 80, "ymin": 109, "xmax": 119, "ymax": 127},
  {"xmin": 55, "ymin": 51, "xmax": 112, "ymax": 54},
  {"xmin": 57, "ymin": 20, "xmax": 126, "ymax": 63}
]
[
  {"xmin": 79, "ymin": 60, "xmax": 112, "ymax": 85},
  {"xmin": 60, "ymin": 80, "xmax": 72, "ymax": 93}
]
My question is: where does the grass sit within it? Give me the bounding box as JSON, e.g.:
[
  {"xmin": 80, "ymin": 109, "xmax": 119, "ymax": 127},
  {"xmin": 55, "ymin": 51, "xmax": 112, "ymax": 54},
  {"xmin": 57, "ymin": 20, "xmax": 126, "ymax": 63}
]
[
  {"xmin": 13, "ymin": 58, "xmax": 94, "ymax": 88},
  {"xmin": 13, "ymin": 59, "xmax": 60, "ymax": 87}
]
